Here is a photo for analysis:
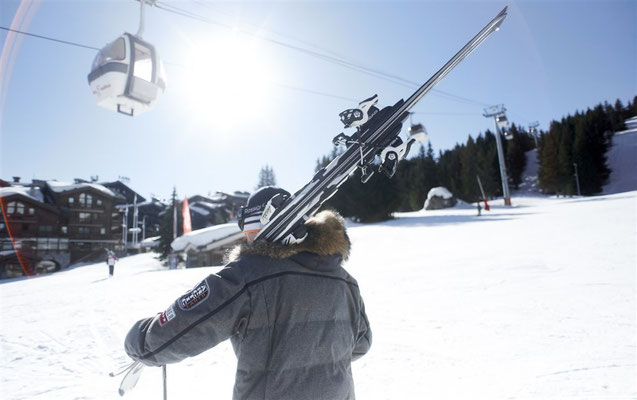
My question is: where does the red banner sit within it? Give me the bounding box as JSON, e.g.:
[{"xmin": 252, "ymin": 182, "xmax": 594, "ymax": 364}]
[{"xmin": 182, "ymin": 197, "xmax": 192, "ymax": 234}]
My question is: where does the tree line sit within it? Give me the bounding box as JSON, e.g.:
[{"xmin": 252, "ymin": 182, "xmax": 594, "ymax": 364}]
[
  {"xmin": 318, "ymin": 97, "xmax": 635, "ymax": 222},
  {"xmin": 537, "ymin": 98, "xmax": 635, "ymax": 195}
]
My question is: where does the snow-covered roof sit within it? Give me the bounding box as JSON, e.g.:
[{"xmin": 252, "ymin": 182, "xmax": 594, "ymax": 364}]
[
  {"xmin": 171, "ymin": 223, "xmax": 242, "ymax": 252},
  {"xmin": 116, "ymin": 199, "xmax": 165, "ymax": 209},
  {"xmin": 0, "ymin": 186, "xmax": 45, "ymax": 203},
  {"xmin": 140, "ymin": 236, "xmax": 160, "ymax": 248},
  {"xmin": 190, "ymin": 204, "xmax": 210, "ymax": 216},
  {"xmin": 47, "ymin": 181, "xmax": 118, "ymax": 197},
  {"xmin": 209, "ymin": 193, "xmax": 228, "ymax": 202},
  {"xmin": 426, "ymin": 186, "xmax": 454, "ymax": 200},
  {"xmin": 194, "ymin": 200, "xmax": 225, "ymax": 209}
]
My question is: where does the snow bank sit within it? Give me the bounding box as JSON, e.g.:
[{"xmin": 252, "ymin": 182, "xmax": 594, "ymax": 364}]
[
  {"xmin": 171, "ymin": 223, "xmax": 241, "ymax": 252},
  {"xmin": 426, "ymin": 186, "xmax": 453, "ymax": 200},
  {"xmin": 139, "ymin": 236, "xmax": 160, "ymax": 248}
]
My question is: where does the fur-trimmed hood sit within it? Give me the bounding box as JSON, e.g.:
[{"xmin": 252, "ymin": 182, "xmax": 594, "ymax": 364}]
[{"xmin": 226, "ymin": 210, "xmax": 350, "ymax": 263}]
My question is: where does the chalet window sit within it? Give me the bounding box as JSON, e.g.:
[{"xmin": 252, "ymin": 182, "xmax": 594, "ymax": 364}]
[
  {"xmin": 61, "ymin": 226, "xmax": 68, "ymax": 234},
  {"xmin": 100, "ymin": 228, "xmax": 106, "ymax": 235},
  {"xmin": 7, "ymin": 202, "xmax": 15, "ymax": 214},
  {"xmin": 79, "ymin": 193, "xmax": 86, "ymax": 206},
  {"xmin": 78, "ymin": 227, "xmax": 90, "ymax": 235},
  {"xmin": 68, "ymin": 197, "xmax": 75, "ymax": 206},
  {"xmin": 93, "ymin": 213, "xmax": 99, "ymax": 221},
  {"xmin": 87, "ymin": 194, "xmax": 93, "ymax": 207},
  {"xmin": 0, "ymin": 223, "xmax": 5, "ymax": 230},
  {"xmin": 22, "ymin": 223, "xmax": 29, "ymax": 231},
  {"xmin": 29, "ymin": 208, "xmax": 35, "ymax": 215},
  {"xmin": 16, "ymin": 202, "xmax": 24, "ymax": 215},
  {"xmin": 97, "ymin": 199, "xmax": 103, "ymax": 206},
  {"xmin": 79, "ymin": 212, "xmax": 91, "ymax": 222},
  {"xmin": 39, "ymin": 225, "xmax": 53, "ymax": 234}
]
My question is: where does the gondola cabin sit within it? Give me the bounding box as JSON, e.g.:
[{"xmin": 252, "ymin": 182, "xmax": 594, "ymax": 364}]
[
  {"xmin": 408, "ymin": 123, "xmax": 426, "ymax": 135},
  {"xmin": 88, "ymin": 33, "xmax": 166, "ymax": 116},
  {"xmin": 496, "ymin": 115, "xmax": 513, "ymax": 140}
]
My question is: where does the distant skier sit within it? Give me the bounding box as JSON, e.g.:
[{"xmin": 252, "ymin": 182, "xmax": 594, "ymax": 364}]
[
  {"xmin": 124, "ymin": 186, "xmax": 372, "ymax": 399},
  {"xmin": 106, "ymin": 250, "xmax": 118, "ymax": 277}
]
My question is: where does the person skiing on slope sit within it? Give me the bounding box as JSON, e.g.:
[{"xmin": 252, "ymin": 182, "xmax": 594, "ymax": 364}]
[
  {"xmin": 124, "ymin": 186, "xmax": 372, "ymax": 399},
  {"xmin": 106, "ymin": 249, "xmax": 118, "ymax": 277}
]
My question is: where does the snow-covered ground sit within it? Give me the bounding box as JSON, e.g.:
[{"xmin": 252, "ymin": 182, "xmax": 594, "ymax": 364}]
[{"xmin": 1, "ymin": 193, "xmax": 635, "ymax": 400}]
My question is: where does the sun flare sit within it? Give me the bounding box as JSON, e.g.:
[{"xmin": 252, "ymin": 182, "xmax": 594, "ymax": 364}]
[{"xmin": 182, "ymin": 34, "xmax": 276, "ymax": 132}]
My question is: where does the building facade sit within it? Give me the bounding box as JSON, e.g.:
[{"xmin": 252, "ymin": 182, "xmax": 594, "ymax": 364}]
[{"xmin": 0, "ymin": 181, "xmax": 126, "ymax": 278}]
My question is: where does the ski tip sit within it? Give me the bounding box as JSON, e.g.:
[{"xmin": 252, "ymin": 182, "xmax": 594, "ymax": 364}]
[
  {"xmin": 118, "ymin": 388, "xmax": 125, "ymax": 396},
  {"xmin": 493, "ymin": 6, "xmax": 508, "ymax": 31}
]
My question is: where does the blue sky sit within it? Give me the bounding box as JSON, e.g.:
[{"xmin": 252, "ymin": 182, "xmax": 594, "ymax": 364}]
[{"xmin": 1, "ymin": 0, "xmax": 635, "ymax": 200}]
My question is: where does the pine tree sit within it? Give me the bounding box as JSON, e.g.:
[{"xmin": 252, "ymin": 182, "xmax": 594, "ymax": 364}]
[
  {"xmin": 506, "ymin": 124, "xmax": 528, "ymax": 190},
  {"xmin": 460, "ymin": 136, "xmax": 479, "ymax": 201},
  {"xmin": 538, "ymin": 126, "xmax": 559, "ymax": 194},
  {"xmin": 256, "ymin": 165, "xmax": 277, "ymax": 189},
  {"xmin": 421, "ymin": 141, "xmax": 440, "ymax": 204},
  {"xmin": 476, "ymin": 131, "xmax": 499, "ymax": 198},
  {"xmin": 157, "ymin": 187, "xmax": 182, "ymax": 260},
  {"xmin": 556, "ymin": 118, "xmax": 575, "ymax": 195}
]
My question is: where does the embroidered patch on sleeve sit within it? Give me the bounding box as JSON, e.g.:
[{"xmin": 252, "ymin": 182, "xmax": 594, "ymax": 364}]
[
  {"xmin": 178, "ymin": 280, "xmax": 210, "ymax": 311},
  {"xmin": 159, "ymin": 305, "xmax": 176, "ymax": 326}
]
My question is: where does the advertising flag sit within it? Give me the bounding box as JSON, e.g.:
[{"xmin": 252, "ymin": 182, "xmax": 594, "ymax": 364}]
[{"xmin": 182, "ymin": 197, "xmax": 192, "ymax": 234}]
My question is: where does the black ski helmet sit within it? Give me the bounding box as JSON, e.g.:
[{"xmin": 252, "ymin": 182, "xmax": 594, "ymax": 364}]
[{"xmin": 237, "ymin": 186, "xmax": 290, "ymax": 232}]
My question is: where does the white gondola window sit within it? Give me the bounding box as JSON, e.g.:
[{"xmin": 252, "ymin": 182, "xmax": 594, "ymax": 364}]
[
  {"xmin": 129, "ymin": 41, "xmax": 158, "ymax": 104},
  {"xmin": 133, "ymin": 42, "xmax": 153, "ymax": 82},
  {"xmin": 92, "ymin": 38, "xmax": 126, "ymax": 71}
]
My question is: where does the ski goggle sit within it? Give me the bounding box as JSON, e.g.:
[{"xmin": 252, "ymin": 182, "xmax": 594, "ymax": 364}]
[
  {"xmin": 236, "ymin": 204, "xmax": 264, "ymax": 231},
  {"xmin": 237, "ymin": 206, "xmax": 246, "ymax": 230}
]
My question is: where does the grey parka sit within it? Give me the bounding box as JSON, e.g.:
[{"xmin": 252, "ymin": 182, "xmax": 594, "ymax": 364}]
[{"xmin": 124, "ymin": 210, "xmax": 372, "ymax": 400}]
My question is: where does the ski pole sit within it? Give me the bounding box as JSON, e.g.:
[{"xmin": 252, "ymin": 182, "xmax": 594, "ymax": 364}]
[{"xmin": 163, "ymin": 365, "xmax": 167, "ymax": 400}]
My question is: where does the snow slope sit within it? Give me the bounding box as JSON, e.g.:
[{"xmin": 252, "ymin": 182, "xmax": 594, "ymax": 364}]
[
  {"xmin": 515, "ymin": 148, "xmax": 541, "ymax": 194},
  {"xmin": 604, "ymin": 129, "xmax": 637, "ymax": 195},
  {"xmin": 1, "ymin": 193, "xmax": 635, "ymax": 400}
]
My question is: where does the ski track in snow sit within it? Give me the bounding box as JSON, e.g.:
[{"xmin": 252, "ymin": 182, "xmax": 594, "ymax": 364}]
[{"xmin": 1, "ymin": 193, "xmax": 636, "ymax": 400}]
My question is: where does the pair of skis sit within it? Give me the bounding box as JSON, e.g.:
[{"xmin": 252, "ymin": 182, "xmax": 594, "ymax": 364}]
[
  {"xmin": 113, "ymin": 6, "xmax": 508, "ymax": 396},
  {"xmin": 255, "ymin": 7, "xmax": 508, "ymax": 245}
]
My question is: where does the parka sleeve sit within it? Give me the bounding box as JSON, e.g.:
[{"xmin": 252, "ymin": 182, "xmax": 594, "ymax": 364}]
[
  {"xmin": 124, "ymin": 264, "xmax": 251, "ymax": 367},
  {"xmin": 352, "ymin": 296, "xmax": 372, "ymax": 361}
]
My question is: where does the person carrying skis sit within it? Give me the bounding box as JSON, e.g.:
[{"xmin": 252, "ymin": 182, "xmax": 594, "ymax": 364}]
[
  {"xmin": 124, "ymin": 186, "xmax": 372, "ymax": 399},
  {"xmin": 106, "ymin": 249, "xmax": 118, "ymax": 277}
]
